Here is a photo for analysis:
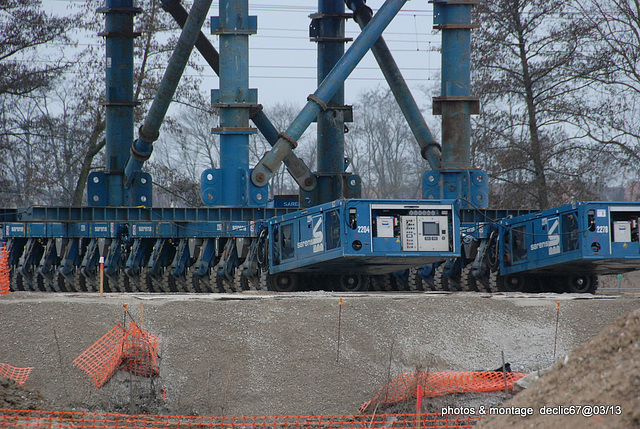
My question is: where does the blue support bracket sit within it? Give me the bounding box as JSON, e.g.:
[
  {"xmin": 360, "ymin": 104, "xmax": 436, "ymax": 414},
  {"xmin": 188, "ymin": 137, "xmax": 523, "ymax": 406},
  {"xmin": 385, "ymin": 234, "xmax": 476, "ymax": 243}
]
[
  {"xmin": 88, "ymin": 170, "xmax": 152, "ymax": 207},
  {"xmin": 423, "ymin": 170, "xmax": 488, "ymax": 208},
  {"xmin": 201, "ymin": 167, "xmax": 268, "ymax": 207}
]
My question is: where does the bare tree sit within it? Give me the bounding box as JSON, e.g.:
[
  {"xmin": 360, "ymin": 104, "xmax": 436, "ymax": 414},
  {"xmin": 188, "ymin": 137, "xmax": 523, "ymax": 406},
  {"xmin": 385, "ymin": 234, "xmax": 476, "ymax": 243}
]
[
  {"xmin": 153, "ymin": 94, "xmax": 220, "ymax": 186},
  {"xmin": 472, "ymin": 0, "xmax": 605, "ymax": 209},
  {"xmin": 0, "ymin": 0, "xmax": 74, "ymax": 97},
  {"xmin": 571, "ymin": 0, "xmax": 640, "ymax": 179},
  {"xmin": 347, "ymin": 87, "xmax": 426, "ymax": 199},
  {"xmin": 0, "ymin": 0, "xmax": 76, "ymax": 205},
  {"xmin": 0, "ymin": 0, "xmax": 208, "ymax": 207},
  {"xmin": 147, "ymin": 161, "xmax": 201, "ymax": 207}
]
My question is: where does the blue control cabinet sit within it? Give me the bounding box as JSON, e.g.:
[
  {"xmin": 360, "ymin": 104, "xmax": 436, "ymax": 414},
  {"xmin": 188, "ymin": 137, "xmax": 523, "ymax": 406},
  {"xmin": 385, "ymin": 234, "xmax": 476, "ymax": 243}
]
[{"xmin": 268, "ymin": 199, "xmax": 460, "ymax": 275}]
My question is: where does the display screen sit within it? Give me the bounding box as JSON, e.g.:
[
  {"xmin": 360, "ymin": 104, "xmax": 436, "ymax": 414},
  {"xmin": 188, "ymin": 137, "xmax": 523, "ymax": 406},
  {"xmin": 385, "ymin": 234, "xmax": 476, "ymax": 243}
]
[{"xmin": 422, "ymin": 222, "xmax": 439, "ymax": 236}]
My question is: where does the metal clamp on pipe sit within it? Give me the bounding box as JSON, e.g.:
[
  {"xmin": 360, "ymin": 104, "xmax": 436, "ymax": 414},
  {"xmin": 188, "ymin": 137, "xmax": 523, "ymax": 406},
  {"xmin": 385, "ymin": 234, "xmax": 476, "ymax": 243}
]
[
  {"xmin": 307, "ymin": 94, "xmax": 328, "ymax": 112},
  {"xmin": 129, "ymin": 141, "xmax": 153, "ymax": 163},
  {"xmin": 278, "ymin": 132, "xmax": 299, "ymax": 149}
]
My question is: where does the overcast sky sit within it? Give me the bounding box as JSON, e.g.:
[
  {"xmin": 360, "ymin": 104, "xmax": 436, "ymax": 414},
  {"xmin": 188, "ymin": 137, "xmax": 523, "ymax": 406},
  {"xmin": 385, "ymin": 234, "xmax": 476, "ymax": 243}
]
[
  {"xmin": 239, "ymin": 1, "xmax": 440, "ymax": 107},
  {"xmin": 42, "ymin": 0, "xmax": 441, "ymax": 109}
]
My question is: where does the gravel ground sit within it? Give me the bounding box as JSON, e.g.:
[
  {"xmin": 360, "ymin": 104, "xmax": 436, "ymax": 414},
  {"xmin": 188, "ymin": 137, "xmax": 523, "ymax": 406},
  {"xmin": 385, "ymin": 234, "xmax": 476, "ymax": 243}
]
[{"xmin": 0, "ymin": 290, "xmax": 638, "ymax": 416}]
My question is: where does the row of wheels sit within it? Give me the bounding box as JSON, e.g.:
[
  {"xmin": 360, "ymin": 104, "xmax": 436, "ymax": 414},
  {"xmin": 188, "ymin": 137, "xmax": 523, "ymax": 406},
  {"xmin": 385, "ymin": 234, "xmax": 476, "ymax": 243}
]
[
  {"xmin": 490, "ymin": 272, "xmax": 598, "ymax": 294},
  {"xmin": 8, "ymin": 262, "xmax": 598, "ymax": 295},
  {"xmin": 427, "ymin": 262, "xmax": 598, "ymax": 294}
]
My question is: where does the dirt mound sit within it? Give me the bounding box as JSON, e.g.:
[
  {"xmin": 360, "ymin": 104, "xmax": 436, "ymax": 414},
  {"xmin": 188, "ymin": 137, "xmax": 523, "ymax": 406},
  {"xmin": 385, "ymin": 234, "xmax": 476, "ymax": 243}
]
[
  {"xmin": 0, "ymin": 378, "xmax": 47, "ymax": 410},
  {"xmin": 477, "ymin": 308, "xmax": 640, "ymax": 428}
]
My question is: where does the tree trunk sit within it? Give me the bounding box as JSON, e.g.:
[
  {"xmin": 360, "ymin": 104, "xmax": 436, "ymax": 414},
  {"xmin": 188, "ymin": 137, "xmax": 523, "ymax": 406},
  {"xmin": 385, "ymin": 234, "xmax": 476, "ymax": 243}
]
[{"xmin": 72, "ymin": 116, "xmax": 105, "ymax": 205}]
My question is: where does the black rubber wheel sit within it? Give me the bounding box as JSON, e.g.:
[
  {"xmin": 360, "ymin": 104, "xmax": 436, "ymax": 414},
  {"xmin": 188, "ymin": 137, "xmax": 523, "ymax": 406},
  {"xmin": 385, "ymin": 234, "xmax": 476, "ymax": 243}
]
[
  {"xmin": 233, "ymin": 267, "xmax": 250, "ymax": 292},
  {"xmin": 433, "ymin": 264, "xmax": 450, "ymax": 291},
  {"xmin": 336, "ymin": 274, "xmax": 369, "ymax": 292},
  {"xmin": 566, "ymin": 275, "xmax": 598, "ymax": 294},
  {"xmin": 268, "ymin": 273, "xmax": 299, "ymax": 292},
  {"xmin": 407, "ymin": 267, "xmax": 423, "ymax": 291},
  {"xmin": 497, "ymin": 275, "xmax": 527, "ymax": 292},
  {"xmin": 460, "ymin": 265, "xmax": 479, "ymax": 292}
]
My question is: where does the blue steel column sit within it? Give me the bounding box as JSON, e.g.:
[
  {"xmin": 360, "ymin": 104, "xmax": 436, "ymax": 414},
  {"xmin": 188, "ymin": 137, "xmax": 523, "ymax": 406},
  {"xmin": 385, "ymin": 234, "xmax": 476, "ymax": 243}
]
[
  {"xmin": 313, "ymin": 0, "xmax": 351, "ymax": 204},
  {"xmin": 202, "ymin": 0, "xmax": 267, "ymax": 206},
  {"xmin": 252, "ymin": 0, "xmax": 408, "ymax": 188},
  {"xmin": 426, "ymin": 0, "xmax": 487, "ymax": 208},
  {"xmin": 432, "ymin": 0, "xmax": 478, "ymax": 170},
  {"xmin": 220, "ymin": 0, "xmax": 250, "ymax": 207},
  {"xmin": 93, "ymin": 0, "xmax": 141, "ymax": 206}
]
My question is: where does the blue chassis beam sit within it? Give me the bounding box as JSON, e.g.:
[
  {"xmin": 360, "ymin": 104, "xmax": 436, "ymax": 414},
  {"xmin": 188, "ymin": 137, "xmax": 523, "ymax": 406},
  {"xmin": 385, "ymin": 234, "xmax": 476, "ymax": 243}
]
[
  {"xmin": 1, "ymin": 206, "xmax": 530, "ymax": 239},
  {"xmin": 1, "ymin": 207, "xmax": 293, "ymax": 240}
]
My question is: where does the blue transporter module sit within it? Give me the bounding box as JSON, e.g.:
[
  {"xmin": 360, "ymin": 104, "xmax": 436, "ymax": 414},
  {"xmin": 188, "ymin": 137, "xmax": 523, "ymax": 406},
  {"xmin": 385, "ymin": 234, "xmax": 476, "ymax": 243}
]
[
  {"xmin": 266, "ymin": 199, "xmax": 460, "ymax": 291},
  {"xmin": 495, "ymin": 201, "xmax": 640, "ymax": 293}
]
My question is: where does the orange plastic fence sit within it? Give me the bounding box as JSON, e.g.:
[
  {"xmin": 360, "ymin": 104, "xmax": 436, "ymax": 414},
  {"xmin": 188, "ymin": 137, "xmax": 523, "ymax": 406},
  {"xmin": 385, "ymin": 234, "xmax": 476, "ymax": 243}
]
[
  {"xmin": 73, "ymin": 321, "xmax": 160, "ymax": 388},
  {"xmin": 0, "ymin": 244, "xmax": 10, "ymax": 295},
  {"xmin": 0, "ymin": 409, "xmax": 480, "ymax": 429},
  {"xmin": 122, "ymin": 322, "xmax": 160, "ymax": 378},
  {"xmin": 361, "ymin": 371, "xmax": 527, "ymax": 412},
  {"xmin": 0, "ymin": 363, "xmax": 34, "ymax": 386}
]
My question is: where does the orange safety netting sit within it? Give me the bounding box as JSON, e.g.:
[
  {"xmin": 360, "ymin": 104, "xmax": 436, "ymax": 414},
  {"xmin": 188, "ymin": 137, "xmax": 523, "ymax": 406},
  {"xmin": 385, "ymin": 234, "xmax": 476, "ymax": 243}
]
[
  {"xmin": 73, "ymin": 321, "xmax": 160, "ymax": 388},
  {"xmin": 122, "ymin": 322, "xmax": 160, "ymax": 378},
  {"xmin": 0, "ymin": 409, "xmax": 480, "ymax": 429},
  {"xmin": 0, "ymin": 244, "xmax": 10, "ymax": 295},
  {"xmin": 0, "ymin": 363, "xmax": 34, "ymax": 386},
  {"xmin": 361, "ymin": 371, "xmax": 528, "ymax": 412}
]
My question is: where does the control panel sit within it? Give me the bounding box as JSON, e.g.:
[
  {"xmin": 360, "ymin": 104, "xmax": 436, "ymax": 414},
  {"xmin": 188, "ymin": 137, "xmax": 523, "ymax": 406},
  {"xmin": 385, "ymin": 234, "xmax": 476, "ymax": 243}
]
[{"xmin": 400, "ymin": 215, "xmax": 449, "ymax": 252}]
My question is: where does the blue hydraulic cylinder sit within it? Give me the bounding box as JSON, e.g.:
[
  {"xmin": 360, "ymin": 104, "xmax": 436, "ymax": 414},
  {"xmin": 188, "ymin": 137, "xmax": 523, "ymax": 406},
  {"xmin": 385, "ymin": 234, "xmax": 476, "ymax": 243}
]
[
  {"xmin": 346, "ymin": 0, "xmax": 441, "ymax": 169},
  {"xmin": 96, "ymin": 0, "xmax": 141, "ymax": 206},
  {"xmin": 124, "ymin": 0, "xmax": 213, "ymax": 181},
  {"xmin": 251, "ymin": 0, "xmax": 408, "ymax": 187}
]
